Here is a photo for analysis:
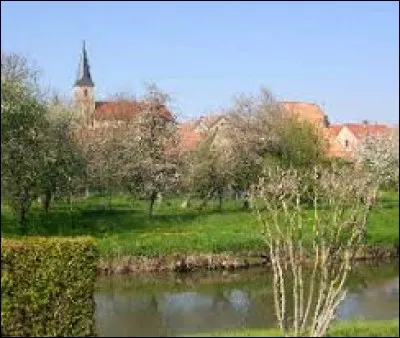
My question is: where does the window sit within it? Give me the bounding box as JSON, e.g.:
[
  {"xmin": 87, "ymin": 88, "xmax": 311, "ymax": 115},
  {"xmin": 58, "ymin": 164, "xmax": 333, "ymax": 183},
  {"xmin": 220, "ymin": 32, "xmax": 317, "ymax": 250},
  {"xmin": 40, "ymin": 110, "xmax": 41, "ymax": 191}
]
[
  {"xmin": 344, "ymin": 139, "xmax": 349, "ymax": 148},
  {"xmin": 84, "ymin": 89, "xmax": 88, "ymax": 97}
]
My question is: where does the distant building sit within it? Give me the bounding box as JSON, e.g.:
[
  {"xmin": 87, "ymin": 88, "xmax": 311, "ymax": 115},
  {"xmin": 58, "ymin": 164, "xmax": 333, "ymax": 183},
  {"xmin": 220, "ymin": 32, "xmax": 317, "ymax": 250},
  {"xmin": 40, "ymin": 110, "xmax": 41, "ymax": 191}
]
[
  {"xmin": 279, "ymin": 101, "xmax": 328, "ymax": 129},
  {"xmin": 323, "ymin": 123, "xmax": 391, "ymax": 160},
  {"xmin": 72, "ymin": 42, "xmax": 393, "ymax": 158},
  {"xmin": 72, "ymin": 41, "xmax": 173, "ymax": 128}
]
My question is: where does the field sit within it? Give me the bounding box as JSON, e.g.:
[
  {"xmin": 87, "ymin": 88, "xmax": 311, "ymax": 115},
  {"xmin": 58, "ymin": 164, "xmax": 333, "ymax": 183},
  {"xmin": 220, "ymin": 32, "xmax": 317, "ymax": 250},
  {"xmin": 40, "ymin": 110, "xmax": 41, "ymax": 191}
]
[
  {"xmin": 182, "ymin": 320, "xmax": 399, "ymax": 337},
  {"xmin": 1, "ymin": 191, "xmax": 398, "ymax": 258}
]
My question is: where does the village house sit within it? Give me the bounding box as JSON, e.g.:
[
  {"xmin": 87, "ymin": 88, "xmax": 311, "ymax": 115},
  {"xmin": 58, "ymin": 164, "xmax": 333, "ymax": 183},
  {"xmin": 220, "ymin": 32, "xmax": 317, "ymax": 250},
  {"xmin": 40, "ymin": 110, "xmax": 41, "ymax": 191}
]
[
  {"xmin": 324, "ymin": 123, "xmax": 392, "ymax": 160},
  {"xmin": 73, "ymin": 42, "xmax": 393, "ymax": 158}
]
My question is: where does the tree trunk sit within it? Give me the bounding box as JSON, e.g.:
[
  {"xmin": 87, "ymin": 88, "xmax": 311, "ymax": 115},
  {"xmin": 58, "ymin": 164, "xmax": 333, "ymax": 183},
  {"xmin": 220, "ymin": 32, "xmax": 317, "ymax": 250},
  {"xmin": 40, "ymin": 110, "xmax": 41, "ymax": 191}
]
[
  {"xmin": 181, "ymin": 194, "xmax": 192, "ymax": 209},
  {"xmin": 69, "ymin": 191, "xmax": 73, "ymax": 211},
  {"xmin": 43, "ymin": 190, "xmax": 52, "ymax": 213},
  {"xmin": 19, "ymin": 207, "xmax": 27, "ymax": 235},
  {"xmin": 108, "ymin": 190, "xmax": 112, "ymax": 210},
  {"xmin": 149, "ymin": 191, "xmax": 158, "ymax": 218},
  {"xmin": 199, "ymin": 189, "xmax": 214, "ymax": 211},
  {"xmin": 243, "ymin": 191, "xmax": 250, "ymax": 210},
  {"xmin": 218, "ymin": 188, "xmax": 223, "ymax": 211}
]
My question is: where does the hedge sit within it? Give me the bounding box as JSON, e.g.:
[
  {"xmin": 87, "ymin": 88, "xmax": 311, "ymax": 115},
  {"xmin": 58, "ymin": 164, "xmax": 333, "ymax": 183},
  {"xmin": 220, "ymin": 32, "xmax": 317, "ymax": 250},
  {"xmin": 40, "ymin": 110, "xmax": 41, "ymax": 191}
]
[{"xmin": 1, "ymin": 237, "xmax": 98, "ymax": 337}]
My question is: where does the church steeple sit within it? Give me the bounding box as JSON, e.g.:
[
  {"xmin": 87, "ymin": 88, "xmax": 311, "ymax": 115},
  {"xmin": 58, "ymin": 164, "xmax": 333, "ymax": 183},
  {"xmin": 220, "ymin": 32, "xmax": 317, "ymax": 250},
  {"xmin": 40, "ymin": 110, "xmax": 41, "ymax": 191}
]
[
  {"xmin": 74, "ymin": 40, "xmax": 94, "ymax": 87},
  {"xmin": 73, "ymin": 40, "xmax": 95, "ymax": 126}
]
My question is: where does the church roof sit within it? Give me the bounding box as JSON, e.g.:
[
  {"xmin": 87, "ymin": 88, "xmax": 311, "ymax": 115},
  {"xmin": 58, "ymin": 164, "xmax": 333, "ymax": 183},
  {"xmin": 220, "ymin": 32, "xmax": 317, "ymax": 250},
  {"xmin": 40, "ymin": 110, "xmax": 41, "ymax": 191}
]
[
  {"xmin": 74, "ymin": 41, "xmax": 94, "ymax": 87},
  {"xmin": 94, "ymin": 101, "xmax": 173, "ymax": 121}
]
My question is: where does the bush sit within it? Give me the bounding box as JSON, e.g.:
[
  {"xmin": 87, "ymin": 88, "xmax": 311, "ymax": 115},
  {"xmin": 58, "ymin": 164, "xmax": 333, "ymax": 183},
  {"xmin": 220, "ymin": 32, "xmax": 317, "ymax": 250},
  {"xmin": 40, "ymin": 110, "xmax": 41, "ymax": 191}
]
[{"xmin": 1, "ymin": 237, "xmax": 98, "ymax": 337}]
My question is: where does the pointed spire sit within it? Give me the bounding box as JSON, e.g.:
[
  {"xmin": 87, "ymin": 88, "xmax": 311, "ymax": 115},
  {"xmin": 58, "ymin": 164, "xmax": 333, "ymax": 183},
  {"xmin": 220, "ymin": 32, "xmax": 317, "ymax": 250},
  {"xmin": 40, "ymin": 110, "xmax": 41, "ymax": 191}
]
[{"xmin": 74, "ymin": 40, "xmax": 94, "ymax": 87}]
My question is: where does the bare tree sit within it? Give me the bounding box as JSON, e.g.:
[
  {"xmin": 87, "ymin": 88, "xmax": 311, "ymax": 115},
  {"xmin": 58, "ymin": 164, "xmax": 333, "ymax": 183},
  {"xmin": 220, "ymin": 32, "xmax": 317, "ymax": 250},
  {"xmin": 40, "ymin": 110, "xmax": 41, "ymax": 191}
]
[{"xmin": 250, "ymin": 165, "xmax": 377, "ymax": 337}]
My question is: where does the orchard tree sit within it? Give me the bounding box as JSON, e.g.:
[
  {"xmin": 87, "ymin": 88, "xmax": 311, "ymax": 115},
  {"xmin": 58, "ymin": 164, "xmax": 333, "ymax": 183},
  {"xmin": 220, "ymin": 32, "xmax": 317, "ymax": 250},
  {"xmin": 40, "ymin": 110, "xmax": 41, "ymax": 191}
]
[
  {"xmin": 225, "ymin": 88, "xmax": 282, "ymax": 206},
  {"xmin": 39, "ymin": 97, "xmax": 86, "ymax": 212},
  {"xmin": 73, "ymin": 121, "xmax": 123, "ymax": 204},
  {"xmin": 1, "ymin": 52, "xmax": 41, "ymax": 97},
  {"xmin": 188, "ymin": 130, "xmax": 234, "ymax": 211},
  {"xmin": 125, "ymin": 84, "xmax": 180, "ymax": 217},
  {"xmin": 1, "ymin": 53, "xmax": 48, "ymax": 231},
  {"xmin": 355, "ymin": 127, "xmax": 399, "ymax": 192}
]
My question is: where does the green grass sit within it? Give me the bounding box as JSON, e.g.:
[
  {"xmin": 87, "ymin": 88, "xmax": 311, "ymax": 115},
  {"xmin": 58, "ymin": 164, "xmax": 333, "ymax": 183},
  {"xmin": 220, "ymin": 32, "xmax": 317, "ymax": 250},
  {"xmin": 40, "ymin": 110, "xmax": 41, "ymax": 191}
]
[
  {"xmin": 1, "ymin": 191, "xmax": 398, "ymax": 258},
  {"xmin": 182, "ymin": 320, "xmax": 399, "ymax": 337}
]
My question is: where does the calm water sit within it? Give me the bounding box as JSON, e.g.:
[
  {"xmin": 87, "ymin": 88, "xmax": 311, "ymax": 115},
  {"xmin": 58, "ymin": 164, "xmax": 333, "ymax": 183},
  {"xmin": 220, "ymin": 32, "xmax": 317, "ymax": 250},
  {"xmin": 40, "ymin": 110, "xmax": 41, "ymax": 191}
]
[{"xmin": 95, "ymin": 260, "xmax": 399, "ymax": 337}]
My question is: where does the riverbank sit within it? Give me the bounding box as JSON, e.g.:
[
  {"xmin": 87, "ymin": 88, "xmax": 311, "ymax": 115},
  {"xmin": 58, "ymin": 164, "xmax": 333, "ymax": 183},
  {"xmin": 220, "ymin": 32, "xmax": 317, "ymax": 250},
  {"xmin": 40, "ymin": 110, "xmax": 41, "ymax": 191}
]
[
  {"xmin": 2, "ymin": 191, "xmax": 398, "ymax": 272},
  {"xmin": 182, "ymin": 320, "xmax": 399, "ymax": 337},
  {"xmin": 97, "ymin": 245, "xmax": 398, "ymax": 275}
]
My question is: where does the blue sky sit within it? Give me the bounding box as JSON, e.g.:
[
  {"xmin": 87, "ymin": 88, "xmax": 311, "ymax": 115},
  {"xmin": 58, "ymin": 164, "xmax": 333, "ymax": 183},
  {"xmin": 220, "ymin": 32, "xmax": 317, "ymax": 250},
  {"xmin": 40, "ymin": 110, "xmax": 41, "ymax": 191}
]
[{"xmin": 1, "ymin": 1, "xmax": 399, "ymax": 123}]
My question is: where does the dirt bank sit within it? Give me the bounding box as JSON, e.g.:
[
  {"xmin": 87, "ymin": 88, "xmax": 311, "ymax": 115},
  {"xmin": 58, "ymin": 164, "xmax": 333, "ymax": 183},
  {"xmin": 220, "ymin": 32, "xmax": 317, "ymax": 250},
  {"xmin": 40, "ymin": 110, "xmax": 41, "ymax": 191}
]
[{"xmin": 97, "ymin": 245, "xmax": 399, "ymax": 276}]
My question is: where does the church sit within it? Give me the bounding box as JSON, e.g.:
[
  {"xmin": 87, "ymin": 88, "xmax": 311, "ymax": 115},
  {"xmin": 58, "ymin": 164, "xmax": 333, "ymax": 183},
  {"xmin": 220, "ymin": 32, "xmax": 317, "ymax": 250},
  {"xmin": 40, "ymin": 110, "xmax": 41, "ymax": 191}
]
[{"xmin": 72, "ymin": 41, "xmax": 173, "ymax": 128}]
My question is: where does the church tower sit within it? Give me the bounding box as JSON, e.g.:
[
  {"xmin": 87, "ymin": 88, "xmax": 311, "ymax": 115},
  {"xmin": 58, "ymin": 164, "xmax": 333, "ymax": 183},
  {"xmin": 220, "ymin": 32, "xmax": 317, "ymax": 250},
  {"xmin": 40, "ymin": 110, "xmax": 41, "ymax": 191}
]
[{"xmin": 73, "ymin": 41, "xmax": 95, "ymax": 125}]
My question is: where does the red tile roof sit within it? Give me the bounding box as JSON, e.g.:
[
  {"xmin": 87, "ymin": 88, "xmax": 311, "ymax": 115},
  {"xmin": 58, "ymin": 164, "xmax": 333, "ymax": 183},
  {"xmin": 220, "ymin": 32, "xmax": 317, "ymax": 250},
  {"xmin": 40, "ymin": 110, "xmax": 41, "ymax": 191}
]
[
  {"xmin": 326, "ymin": 124, "xmax": 343, "ymax": 137},
  {"xmin": 343, "ymin": 123, "xmax": 389, "ymax": 140},
  {"xmin": 280, "ymin": 101, "xmax": 326, "ymax": 126},
  {"xmin": 177, "ymin": 124, "xmax": 204, "ymax": 152},
  {"xmin": 94, "ymin": 101, "xmax": 173, "ymax": 121}
]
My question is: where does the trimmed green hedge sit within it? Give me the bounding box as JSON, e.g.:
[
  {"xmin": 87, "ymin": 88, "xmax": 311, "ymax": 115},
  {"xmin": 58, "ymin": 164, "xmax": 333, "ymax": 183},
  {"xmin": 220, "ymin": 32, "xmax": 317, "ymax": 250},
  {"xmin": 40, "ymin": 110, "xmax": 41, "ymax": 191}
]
[{"xmin": 1, "ymin": 237, "xmax": 98, "ymax": 337}]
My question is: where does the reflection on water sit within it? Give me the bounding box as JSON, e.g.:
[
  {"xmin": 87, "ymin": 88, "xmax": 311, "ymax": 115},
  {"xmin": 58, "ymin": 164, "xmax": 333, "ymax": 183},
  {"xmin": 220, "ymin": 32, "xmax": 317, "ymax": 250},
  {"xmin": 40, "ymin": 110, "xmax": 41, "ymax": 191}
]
[
  {"xmin": 95, "ymin": 260, "xmax": 399, "ymax": 337},
  {"xmin": 335, "ymin": 276, "xmax": 399, "ymax": 321}
]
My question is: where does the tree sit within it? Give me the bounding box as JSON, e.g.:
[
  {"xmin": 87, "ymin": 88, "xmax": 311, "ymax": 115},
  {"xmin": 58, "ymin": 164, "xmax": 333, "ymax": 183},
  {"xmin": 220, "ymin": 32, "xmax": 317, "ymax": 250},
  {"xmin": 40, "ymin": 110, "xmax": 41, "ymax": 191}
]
[
  {"xmin": 39, "ymin": 98, "xmax": 87, "ymax": 212},
  {"xmin": 1, "ymin": 52, "xmax": 41, "ymax": 97},
  {"xmin": 186, "ymin": 130, "xmax": 235, "ymax": 211},
  {"xmin": 225, "ymin": 88, "xmax": 282, "ymax": 207},
  {"xmin": 1, "ymin": 53, "xmax": 48, "ymax": 231},
  {"xmin": 224, "ymin": 88, "xmax": 327, "ymax": 208},
  {"xmin": 124, "ymin": 84, "xmax": 180, "ymax": 217},
  {"xmin": 355, "ymin": 127, "xmax": 399, "ymax": 192},
  {"xmin": 250, "ymin": 165, "xmax": 377, "ymax": 337},
  {"xmin": 275, "ymin": 116, "xmax": 327, "ymax": 169}
]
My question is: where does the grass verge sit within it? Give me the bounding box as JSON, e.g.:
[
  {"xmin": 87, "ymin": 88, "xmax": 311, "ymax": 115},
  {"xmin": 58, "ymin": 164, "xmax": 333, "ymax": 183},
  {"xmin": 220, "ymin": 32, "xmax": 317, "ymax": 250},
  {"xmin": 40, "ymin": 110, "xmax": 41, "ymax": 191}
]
[
  {"xmin": 182, "ymin": 320, "xmax": 399, "ymax": 337},
  {"xmin": 1, "ymin": 191, "xmax": 398, "ymax": 258}
]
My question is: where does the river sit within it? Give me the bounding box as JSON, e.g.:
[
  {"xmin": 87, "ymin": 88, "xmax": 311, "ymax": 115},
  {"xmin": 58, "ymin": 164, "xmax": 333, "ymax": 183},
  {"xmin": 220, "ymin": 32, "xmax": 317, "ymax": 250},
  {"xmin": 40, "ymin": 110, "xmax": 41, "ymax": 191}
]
[{"xmin": 95, "ymin": 260, "xmax": 399, "ymax": 337}]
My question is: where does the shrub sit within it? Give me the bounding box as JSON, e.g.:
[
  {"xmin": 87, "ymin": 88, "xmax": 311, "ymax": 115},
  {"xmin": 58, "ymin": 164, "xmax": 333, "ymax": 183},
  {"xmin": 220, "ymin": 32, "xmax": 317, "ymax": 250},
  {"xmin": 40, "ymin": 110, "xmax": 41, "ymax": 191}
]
[{"xmin": 1, "ymin": 237, "xmax": 98, "ymax": 337}]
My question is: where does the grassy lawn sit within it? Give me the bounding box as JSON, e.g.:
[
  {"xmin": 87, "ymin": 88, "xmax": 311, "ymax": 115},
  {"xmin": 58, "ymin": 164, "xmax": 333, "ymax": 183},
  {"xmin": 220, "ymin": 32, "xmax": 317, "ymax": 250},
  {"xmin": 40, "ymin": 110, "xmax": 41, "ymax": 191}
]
[
  {"xmin": 182, "ymin": 320, "xmax": 399, "ymax": 337},
  {"xmin": 1, "ymin": 191, "xmax": 398, "ymax": 258}
]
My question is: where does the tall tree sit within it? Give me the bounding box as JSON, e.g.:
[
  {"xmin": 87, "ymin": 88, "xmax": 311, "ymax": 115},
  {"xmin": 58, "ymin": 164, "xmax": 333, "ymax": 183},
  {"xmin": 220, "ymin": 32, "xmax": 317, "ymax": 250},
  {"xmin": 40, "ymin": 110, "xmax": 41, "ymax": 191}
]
[{"xmin": 1, "ymin": 53, "xmax": 48, "ymax": 231}]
